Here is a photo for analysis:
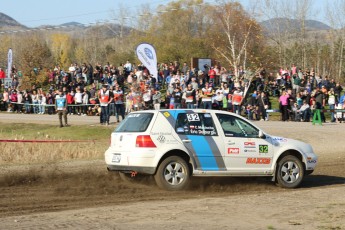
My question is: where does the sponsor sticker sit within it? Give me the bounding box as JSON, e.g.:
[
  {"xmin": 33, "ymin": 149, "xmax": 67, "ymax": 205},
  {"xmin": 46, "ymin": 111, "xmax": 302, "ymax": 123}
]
[
  {"xmin": 272, "ymin": 137, "xmax": 287, "ymax": 142},
  {"xmin": 259, "ymin": 145, "xmax": 268, "ymax": 153},
  {"xmin": 244, "ymin": 149, "xmax": 256, "ymax": 153},
  {"xmin": 246, "ymin": 157, "xmax": 271, "ymax": 164},
  {"xmin": 228, "ymin": 148, "xmax": 240, "ymax": 154},
  {"xmin": 244, "ymin": 142, "xmax": 256, "ymax": 148},
  {"xmin": 163, "ymin": 112, "xmax": 170, "ymax": 118},
  {"xmin": 307, "ymin": 160, "xmax": 317, "ymax": 164}
]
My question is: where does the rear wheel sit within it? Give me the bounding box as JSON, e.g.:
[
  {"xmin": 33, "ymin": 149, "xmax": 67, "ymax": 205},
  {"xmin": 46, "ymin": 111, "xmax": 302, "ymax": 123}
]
[
  {"xmin": 154, "ymin": 156, "xmax": 190, "ymax": 191},
  {"xmin": 276, "ymin": 155, "xmax": 304, "ymax": 188}
]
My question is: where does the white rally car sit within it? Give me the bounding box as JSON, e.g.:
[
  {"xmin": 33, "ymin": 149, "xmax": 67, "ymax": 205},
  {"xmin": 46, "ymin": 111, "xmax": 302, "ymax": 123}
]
[{"xmin": 105, "ymin": 109, "xmax": 318, "ymax": 190}]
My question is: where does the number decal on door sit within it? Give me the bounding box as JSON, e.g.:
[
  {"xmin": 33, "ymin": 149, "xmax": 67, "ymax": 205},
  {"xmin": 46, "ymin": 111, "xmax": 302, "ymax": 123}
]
[{"xmin": 259, "ymin": 145, "xmax": 268, "ymax": 153}]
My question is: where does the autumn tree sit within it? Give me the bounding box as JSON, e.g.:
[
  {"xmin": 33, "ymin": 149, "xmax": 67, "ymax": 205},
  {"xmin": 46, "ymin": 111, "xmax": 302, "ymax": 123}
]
[
  {"xmin": 49, "ymin": 33, "xmax": 72, "ymax": 69},
  {"xmin": 136, "ymin": 0, "xmax": 212, "ymax": 64},
  {"xmin": 208, "ymin": 1, "xmax": 263, "ymax": 78},
  {"xmin": 17, "ymin": 33, "xmax": 52, "ymax": 88}
]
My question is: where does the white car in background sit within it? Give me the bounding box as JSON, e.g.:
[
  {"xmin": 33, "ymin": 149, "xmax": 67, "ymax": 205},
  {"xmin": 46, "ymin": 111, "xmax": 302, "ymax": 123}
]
[{"xmin": 105, "ymin": 109, "xmax": 318, "ymax": 190}]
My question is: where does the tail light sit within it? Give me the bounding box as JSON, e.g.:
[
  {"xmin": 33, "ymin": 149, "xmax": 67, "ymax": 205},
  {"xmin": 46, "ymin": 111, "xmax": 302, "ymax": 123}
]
[{"xmin": 136, "ymin": 135, "xmax": 156, "ymax": 148}]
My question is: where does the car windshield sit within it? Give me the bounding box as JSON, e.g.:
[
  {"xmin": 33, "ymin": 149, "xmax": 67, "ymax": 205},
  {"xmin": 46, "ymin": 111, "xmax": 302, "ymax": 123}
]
[{"xmin": 115, "ymin": 113, "xmax": 154, "ymax": 132}]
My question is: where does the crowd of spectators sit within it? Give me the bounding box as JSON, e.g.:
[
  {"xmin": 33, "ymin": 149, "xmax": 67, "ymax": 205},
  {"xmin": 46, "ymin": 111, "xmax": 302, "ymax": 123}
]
[
  {"xmin": 0, "ymin": 61, "xmax": 344, "ymax": 123},
  {"xmin": 262, "ymin": 65, "xmax": 345, "ymax": 122}
]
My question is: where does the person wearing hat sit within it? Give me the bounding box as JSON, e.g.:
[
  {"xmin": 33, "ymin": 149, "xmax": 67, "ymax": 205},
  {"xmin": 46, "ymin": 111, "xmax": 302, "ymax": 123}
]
[
  {"xmin": 55, "ymin": 89, "xmax": 69, "ymax": 127},
  {"xmin": 98, "ymin": 84, "xmax": 113, "ymax": 125}
]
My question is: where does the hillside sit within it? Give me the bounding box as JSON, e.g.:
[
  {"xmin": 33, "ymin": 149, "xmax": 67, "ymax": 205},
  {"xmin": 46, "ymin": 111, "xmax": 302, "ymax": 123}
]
[
  {"xmin": 0, "ymin": 12, "xmax": 26, "ymax": 29},
  {"xmin": 0, "ymin": 12, "xmax": 133, "ymax": 38},
  {"xmin": 260, "ymin": 17, "xmax": 332, "ymax": 32}
]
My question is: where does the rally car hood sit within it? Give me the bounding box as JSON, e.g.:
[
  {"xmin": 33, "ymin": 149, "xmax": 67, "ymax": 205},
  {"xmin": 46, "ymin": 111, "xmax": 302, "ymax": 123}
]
[{"xmin": 266, "ymin": 135, "xmax": 314, "ymax": 154}]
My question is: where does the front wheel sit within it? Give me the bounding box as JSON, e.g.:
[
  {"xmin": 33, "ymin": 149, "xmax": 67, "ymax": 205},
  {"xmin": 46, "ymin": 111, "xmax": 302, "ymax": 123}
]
[
  {"xmin": 154, "ymin": 156, "xmax": 190, "ymax": 191},
  {"xmin": 276, "ymin": 155, "xmax": 304, "ymax": 188}
]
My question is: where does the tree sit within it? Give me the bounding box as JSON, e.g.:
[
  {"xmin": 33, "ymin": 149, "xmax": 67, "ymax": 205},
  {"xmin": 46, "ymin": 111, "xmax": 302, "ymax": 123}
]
[
  {"xmin": 208, "ymin": 1, "xmax": 263, "ymax": 78},
  {"xmin": 0, "ymin": 35, "xmax": 11, "ymax": 68},
  {"xmin": 327, "ymin": 0, "xmax": 345, "ymax": 81},
  {"xmin": 135, "ymin": 0, "xmax": 212, "ymax": 64},
  {"xmin": 50, "ymin": 33, "xmax": 72, "ymax": 69},
  {"xmin": 17, "ymin": 34, "xmax": 52, "ymax": 88}
]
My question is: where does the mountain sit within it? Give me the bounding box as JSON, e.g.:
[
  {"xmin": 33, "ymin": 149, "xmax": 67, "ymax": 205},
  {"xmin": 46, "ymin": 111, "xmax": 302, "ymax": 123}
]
[
  {"xmin": 84, "ymin": 23, "xmax": 134, "ymax": 37},
  {"xmin": 0, "ymin": 12, "xmax": 26, "ymax": 29},
  {"xmin": 0, "ymin": 11, "xmax": 133, "ymax": 39},
  {"xmin": 59, "ymin": 21, "xmax": 85, "ymax": 28},
  {"xmin": 260, "ymin": 18, "xmax": 332, "ymax": 32}
]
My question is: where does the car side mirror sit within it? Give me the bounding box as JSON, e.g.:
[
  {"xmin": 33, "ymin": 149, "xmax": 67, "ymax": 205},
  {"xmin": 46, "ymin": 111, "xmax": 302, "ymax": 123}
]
[{"xmin": 258, "ymin": 130, "xmax": 265, "ymax": 138}]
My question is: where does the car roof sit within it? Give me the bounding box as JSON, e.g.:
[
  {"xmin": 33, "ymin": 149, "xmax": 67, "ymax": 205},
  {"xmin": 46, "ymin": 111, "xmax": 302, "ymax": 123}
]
[
  {"xmin": 129, "ymin": 109, "xmax": 244, "ymax": 119},
  {"xmin": 128, "ymin": 109, "xmax": 264, "ymax": 132}
]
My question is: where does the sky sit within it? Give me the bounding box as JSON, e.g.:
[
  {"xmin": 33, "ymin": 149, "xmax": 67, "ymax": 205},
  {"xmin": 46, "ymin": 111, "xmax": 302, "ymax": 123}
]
[{"xmin": 0, "ymin": 0, "xmax": 328, "ymax": 28}]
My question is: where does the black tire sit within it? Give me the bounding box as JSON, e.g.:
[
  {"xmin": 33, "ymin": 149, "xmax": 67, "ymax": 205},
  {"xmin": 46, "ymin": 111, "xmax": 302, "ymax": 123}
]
[
  {"xmin": 276, "ymin": 155, "xmax": 304, "ymax": 188},
  {"xmin": 154, "ymin": 156, "xmax": 190, "ymax": 191},
  {"xmin": 305, "ymin": 170, "xmax": 314, "ymax": 176}
]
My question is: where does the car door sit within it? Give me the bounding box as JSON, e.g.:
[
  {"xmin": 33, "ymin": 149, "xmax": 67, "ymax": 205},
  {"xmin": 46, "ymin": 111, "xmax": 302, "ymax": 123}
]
[
  {"xmin": 214, "ymin": 113, "xmax": 273, "ymax": 173},
  {"xmin": 174, "ymin": 111, "xmax": 226, "ymax": 171}
]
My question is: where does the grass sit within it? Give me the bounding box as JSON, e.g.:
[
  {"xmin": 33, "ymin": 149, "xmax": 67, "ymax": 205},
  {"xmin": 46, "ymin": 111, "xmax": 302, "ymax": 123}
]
[
  {"xmin": 0, "ymin": 123, "xmax": 112, "ymax": 140},
  {"xmin": 0, "ymin": 123, "xmax": 113, "ymax": 165}
]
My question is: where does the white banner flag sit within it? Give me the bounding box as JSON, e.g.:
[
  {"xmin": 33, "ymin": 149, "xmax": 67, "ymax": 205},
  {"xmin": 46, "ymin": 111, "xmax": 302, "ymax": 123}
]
[
  {"xmin": 7, "ymin": 48, "xmax": 12, "ymax": 78},
  {"xmin": 136, "ymin": 43, "xmax": 158, "ymax": 80}
]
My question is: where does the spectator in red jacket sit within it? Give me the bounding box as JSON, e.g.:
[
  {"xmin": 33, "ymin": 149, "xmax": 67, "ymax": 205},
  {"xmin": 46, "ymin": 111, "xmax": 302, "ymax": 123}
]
[
  {"xmin": 66, "ymin": 90, "xmax": 75, "ymax": 115},
  {"xmin": 208, "ymin": 67, "xmax": 216, "ymax": 84},
  {"xmin": 0, "ymin": 68, "xmax": 5, "ymax": 86}
]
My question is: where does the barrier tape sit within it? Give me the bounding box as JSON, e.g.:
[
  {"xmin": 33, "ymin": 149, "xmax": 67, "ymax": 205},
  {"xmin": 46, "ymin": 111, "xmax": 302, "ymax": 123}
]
[
  {"xmin": 0, "ymin": 139, "xmax": 95, "ymax": 143},
  {"xmin": 266, "ymin": 109, "xmax": 280, "ymax": 113},
  {"xmin": 266, "ymin": 109, "xmax": 345, "ymax": 113},
  {"xmin": 321, "ymin": 109, "xmax": 345, "ymax": 112}
]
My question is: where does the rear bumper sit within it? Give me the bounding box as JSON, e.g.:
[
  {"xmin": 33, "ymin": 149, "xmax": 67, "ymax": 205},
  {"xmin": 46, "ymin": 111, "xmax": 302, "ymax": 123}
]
[{"xmin": 107, "ymin": 165, "xmax": 156, "ymax": 175}]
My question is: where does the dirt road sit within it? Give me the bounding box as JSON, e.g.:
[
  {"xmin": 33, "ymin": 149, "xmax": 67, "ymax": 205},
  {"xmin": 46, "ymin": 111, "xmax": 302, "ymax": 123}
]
[{"xmin": 0, "ymin": 114, "xmax": 344, "ymax": 229}]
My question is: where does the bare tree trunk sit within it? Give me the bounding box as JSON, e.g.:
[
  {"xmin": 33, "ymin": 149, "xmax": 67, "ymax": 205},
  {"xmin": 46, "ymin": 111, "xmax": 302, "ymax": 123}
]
[
  {"xmin": 278, "ymin": 43, "xmax": 283, "ymax": 67},
  {"xmin": 316, "ymin": 45, "xmax": 321, "ymax": 75},
  {"xmin": 243, "ymin": 48, "xmax": 247, "ymax": 71},
  {"xmin": 339, "ymin": 39, "xmax": 344, "ymax": 81}
]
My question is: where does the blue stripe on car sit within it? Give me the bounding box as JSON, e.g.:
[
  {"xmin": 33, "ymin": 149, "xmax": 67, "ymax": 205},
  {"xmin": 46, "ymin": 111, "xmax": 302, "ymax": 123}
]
[{"xmin": 187, "ymin": 135, "xmax": 219, "ymax": 171}]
